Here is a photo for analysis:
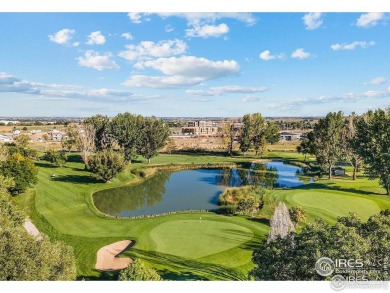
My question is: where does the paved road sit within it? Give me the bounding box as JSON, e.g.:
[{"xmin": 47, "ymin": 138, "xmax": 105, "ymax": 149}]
[{"xmin": 23, "ymin": 220, "xmax": 43, "ymax": 240}]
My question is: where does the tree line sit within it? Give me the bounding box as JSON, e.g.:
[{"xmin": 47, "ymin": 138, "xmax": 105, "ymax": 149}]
[
  {"xmin": 45, "ymin": 113, "xmax": 171, "ymax": 182},
  {"xmin": 298, "ymin": 108, "xmax": 390, "ymax": 195}
]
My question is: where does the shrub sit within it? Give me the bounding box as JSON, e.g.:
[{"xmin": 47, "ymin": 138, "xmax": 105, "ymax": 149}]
[{"xmin": 89, "ymin": 149, "xmax": 125, "ymax": 182}]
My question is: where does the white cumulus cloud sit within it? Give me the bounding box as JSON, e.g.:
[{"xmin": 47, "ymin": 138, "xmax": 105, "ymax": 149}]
[
  {"xmin": 48, "ymin": 29, "xmax": 76, "ymax": 46},
  {"xmin": 186, "ymin": 23, "xmax": 229, "ymax": 38},
  {"xmin": 356, "ymin": 12, "xmax": 385, "ymax": 27},
  {"xmin": 302, "ymin": 13, "xmax": 323, "ymax": 30},
  {"xmin": 140, "ymin": 56, "xmax": 239, "ymax": 79},
  {"xmin": 128, "ymin": 12, "xmax": 143, "ymax": 24},
  {"xmin": 122, "ymin": 75, "xmax": 204, "ymax": 88},
  {"xmin": 123, "ymin": 56, "xmax": 240, "ymax": 88},
  {"xmin": 259, "ymin": 50, "xmax": 284, "ymax": 61},
  {"xmin": 331, "ymin": 41, "xmax": 375, "ymax": 51},
  {"xmin": 186, "ymin": 85, "xmax": 267, "ymax": 96},
  {"xmin": 86, "ymin": 31, "xmax": 106, "ymax": 45},
  {"xmin": 367, "ymin": 77, "xmax": 386, "ymax": 85},
  {"xmin": 291, "ymin": 48, "xmax": 311, "ymax": 59},
  {"xmin": 119, "ymin": 39, "xmax": 187, "ymax": 62},
  {"xmin": 77, "ymin": 50, "xmax": 119, "ymax": 71},
  {"xmin": 121, "ymin": 32, "xmax": 133, "ymax": 40}
]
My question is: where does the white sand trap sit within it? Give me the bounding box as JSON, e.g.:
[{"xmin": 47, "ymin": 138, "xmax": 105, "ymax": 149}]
[
  {"xmin": 95, "ymin": 240, "xmax": 134, "ymax": 271},
  {"xmin": 23, "ymin": 220, "xmax": 43, "ymax": 241}
]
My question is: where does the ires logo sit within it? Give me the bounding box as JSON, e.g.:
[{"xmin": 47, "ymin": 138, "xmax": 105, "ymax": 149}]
[{"xmin": 334, "ymin": 259, "xmax": 364, "ymax": 268}]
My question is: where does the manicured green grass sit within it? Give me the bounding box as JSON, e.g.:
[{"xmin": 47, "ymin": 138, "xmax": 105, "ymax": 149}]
[
  {"xmin": 149, "ymin": 220, "xmax": 254, "ymax": 259},
  {"xmin": 15, "ymin": 152, "xmax": 390, "ymax": 280}
]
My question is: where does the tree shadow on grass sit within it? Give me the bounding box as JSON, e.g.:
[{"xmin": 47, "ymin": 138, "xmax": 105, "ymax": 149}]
[
  {"xmin": 34, "ymin": 162, "xmax": 58, "ymax": 169},
  {"xmin": 52, "ymin": 174, "xmax": 101, "ymax": 184},
  {"xmin": 65, "ymin": 153, "xmax": 84, "ymax": 163},
  {"xmin": 128, "ymin": 248, "xmax": 247, "ymax": 280},
  {"xmin": 246, "ymin": 217, "xmax": 270, "ymax": 226},
  {"xmin": 292, "ymin": 182, "xmax": 385, "ymax": 196}
]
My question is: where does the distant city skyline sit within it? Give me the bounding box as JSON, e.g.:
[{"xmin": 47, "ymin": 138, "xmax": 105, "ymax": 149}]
[{"xmin": 1, "ymin": 13, "xmax": 390, "ymax": 117}]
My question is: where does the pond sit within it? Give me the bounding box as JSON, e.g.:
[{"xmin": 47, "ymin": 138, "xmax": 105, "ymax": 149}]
[{"xmin": 93, "ymin": 161, "xmax": 313, "ymax": 218}]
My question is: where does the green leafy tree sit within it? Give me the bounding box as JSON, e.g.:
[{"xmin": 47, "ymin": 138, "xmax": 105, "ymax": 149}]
[
  {"xmin": 297, "ymin": 132, "xmax": 315, "ymax": 162},
  {"xmin": 137, "ymin": 117, "xmax": 171, "ymax": 164},
  {"xmin": 0, "ymin": 175, "xmax": 15, "ymax": 194},
  {"xmin": 265, "ymin": 122, "xmax": 281, "ymax": 145},
  {"xmin": 0, "ymin": 193, "xmax": 77, "ymax": 280},
  {"xmin": 249, "ymin": 212, "xmax": 388, "ymax": 280},
  {"xmin": 43, "ymin": 149, "xmax": 67, "ymax": 167},
  {"xmin": 353, "ymin": 108, "xmax": 390, "ymax": 194},
  {"xmin": 111, "ymin": 113, "xmax": 143, "ymax": 163},
  {"xmin": 223, "ymin": 121, "xmax": 238, "ymax": 156},
  {"xmin": 288, "ymin": 206, "xmax": 307, "ymax": 224},
  {"xmin": 238, "ymin": 114, "xmax": 252, "ymax": 156},
  {"xmin": 341, "ymin": 113, "xmax": 362, "ymax": 180},
  {"xmin": 61, "ymin": 125, "xmax": 78, "ymax": 152},
  {"xmin": 1, "ymin": 153, "xmax": 38, "ymax": 195},
  {"xmin": 236, "ymin": 196, "xmax": 261, "ymax": 217},
  {"xmin": 88, "ymin": 149, "xmax": 125, "ymax": 182},
  {"xmin": 119, "ymin": 259, "xmax": 162, "ymax": 281},
  {"xmin": 0, "ymin": 191, "xmax": 23, "ymax": 227},
  {"xmin": 42, "ymin": 134, "xmax": 49, "ymax": 152},
  {"xmin": 251, "ymin": 113, "xmax": 267, "ymax": 157},
  {"xmin": 76, "ymin": 123, "xmax": 95, "ymax": 168},
  {"xmin": 14, "ymin": 134, "xmax": 30, "ymax": 148},
  {"xmin": 84, "ymin": 115, "xmax": 113, "ymax": 151},
  {"xmin": 311, "ymin": 111, "xmax": 345, "ymax": 179}
]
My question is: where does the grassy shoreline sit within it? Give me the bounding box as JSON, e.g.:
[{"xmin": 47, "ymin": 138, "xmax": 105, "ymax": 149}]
[{"xmin": 13, "ymin": 152, "xmax": 390, "ymax": 280}]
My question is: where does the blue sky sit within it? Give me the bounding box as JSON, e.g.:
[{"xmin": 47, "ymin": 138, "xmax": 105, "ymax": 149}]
[{"xmin": 0, "ymin": 12, "xmax": 389, "ymax": 117}]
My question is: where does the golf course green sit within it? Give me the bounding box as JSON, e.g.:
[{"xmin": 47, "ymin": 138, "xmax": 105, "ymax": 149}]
[{"xmin": 16, "ymin": 152, "xmax": 390, "ymax": 280}]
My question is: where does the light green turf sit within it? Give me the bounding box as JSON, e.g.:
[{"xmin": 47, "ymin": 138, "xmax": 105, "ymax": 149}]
[
  {"xmin": 14, "ymin": 152, "xmax": 390, "ymax": 280},
  {"xmin": 285, "ymin": 190, "xmax": 381, "ymax": 222},
  {"xmin": 149, "ymin": 220, "xmax": 254, "ymax": 259}
]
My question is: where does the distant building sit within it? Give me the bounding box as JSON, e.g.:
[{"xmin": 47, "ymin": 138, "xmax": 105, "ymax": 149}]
[
  {"xmin": 0, "ymin": 134, "xmax": 13, "ymax": 142},
  {"xmin": 331, "ymin": 166, "xmax": 346, "ymax": 176},
  {"xmin": 50, "ymin": 129, "xmax": 63, "ymax": 141},
  {"xmin": 30, "ymin": 129, "xmax": 42, "ymax": 134},
  {"xmin": 181, "ymin": 120, "xmax": 219, "ymax": 136},
  {"xmin": 12, "ymin": 130, "xmax": 21, "ymax": 135},
  {"xmin": 0, "ymin": 120, "xmax": 20, "ymax": 125},
  {"xmin": 280, "ymin": 132, "xmax": 302, "ymax": 141}
]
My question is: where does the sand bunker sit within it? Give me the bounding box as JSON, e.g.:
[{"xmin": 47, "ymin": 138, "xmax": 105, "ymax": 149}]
[{"xmin": 95, "ymin": 240, "xmax": 134, "ymax": 271}]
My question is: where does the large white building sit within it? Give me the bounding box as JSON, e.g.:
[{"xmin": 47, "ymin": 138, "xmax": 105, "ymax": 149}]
[{"xmin": 0, "ymin": 134, "xmax": 13, "ymax": 142}]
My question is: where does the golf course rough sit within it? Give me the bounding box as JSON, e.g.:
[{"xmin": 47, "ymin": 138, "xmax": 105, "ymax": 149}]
[{"xmin": 23, "ymin": 154, "xmax": 390, "ymax": 280}]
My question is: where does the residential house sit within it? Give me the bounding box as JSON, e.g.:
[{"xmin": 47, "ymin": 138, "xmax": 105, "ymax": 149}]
[
  {"xmin": 0, "ymin": 134, "xmax": 13, "ymax": 142},
  {"xmin": 280, "ymin": 132, "xmax": 302, "ymax": 141},
  {"xmin": 181, "ymin": 121, "xmax": 219, "ymax": 136}
]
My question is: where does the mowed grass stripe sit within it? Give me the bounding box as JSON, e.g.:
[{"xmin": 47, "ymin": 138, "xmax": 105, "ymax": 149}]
[{"xmin": 19, "ymin": 153, "xmax": 390, "ymax": 280}]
